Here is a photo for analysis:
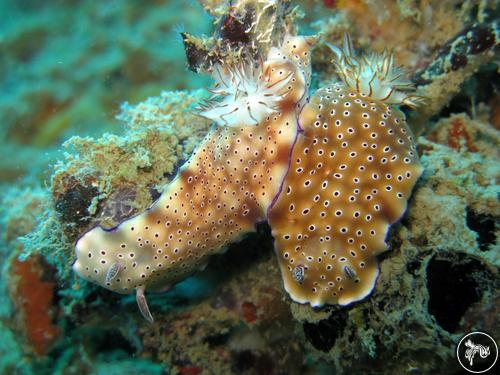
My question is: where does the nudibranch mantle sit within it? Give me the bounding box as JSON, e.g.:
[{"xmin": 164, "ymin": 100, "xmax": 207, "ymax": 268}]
[
  {"xmin": 73, "ymin": 29, "xmax": 422, "ymax": 320},
  {"xmin": 73, "ymin": 35, "xmax": 313, "ymax": 322},
  {"xmin": 269, "ymin": 83, "xmax": 422, "ymax": 307}
]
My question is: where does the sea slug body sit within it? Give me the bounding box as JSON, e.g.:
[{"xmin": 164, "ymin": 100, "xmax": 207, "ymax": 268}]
[
  {"xmin": 73, "ymin": 35, "xmax": 313, "ymax": 321},
  {"xmin": 269, "ymin": 34, "xmax": 423, "ymax": 307},
  {"xmin": 73, "ymin": 19, "xmax": 422, "ymax": 320},
  {"xmin": 269, "ymin": 84, "xmax": 422, "ymax": 306}
]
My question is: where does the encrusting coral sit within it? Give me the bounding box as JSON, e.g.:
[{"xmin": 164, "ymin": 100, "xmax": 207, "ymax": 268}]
[{"xmin": 72, "ymin": 0, "xmax": 421, "ymax": 321}]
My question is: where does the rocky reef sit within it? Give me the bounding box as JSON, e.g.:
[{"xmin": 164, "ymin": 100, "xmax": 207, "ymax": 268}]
[{"xmin": 0, "ymin": 0, "xmax": 498, "ymax": 374}]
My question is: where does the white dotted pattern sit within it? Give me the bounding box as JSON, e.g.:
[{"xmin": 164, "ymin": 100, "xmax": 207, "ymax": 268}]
[
  {"xmin": 269, "ymin": 84, "xmax": 423, "ymax": 307},
  {"xmin": 74, "ymin": 114, "xmax": 297, "ymax": 293},
  {"xmin": 72, "ymin": 37, "xmax": 312, "ymax": 295}
]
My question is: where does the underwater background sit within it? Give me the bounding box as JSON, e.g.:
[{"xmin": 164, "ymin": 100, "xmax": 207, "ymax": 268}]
[{"xmin": 0, "ymin": 0, "xmax": 498, "ymax": 374}]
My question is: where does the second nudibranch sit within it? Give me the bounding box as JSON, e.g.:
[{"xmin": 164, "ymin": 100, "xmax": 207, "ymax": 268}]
[
  {"xmin": 73, "ymin": 36, "xmax": 314, "ymax": 322},
  {"xmin": 269, "ymin": 34, "xmax": 423, "ymax": 307}
]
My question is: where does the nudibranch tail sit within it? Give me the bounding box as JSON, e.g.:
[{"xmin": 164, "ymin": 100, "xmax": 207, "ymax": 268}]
[
  {"xmin": 328, "ymin": 33, "xmax": 425, "ymax": 108},
  {"xmin": 268, "ymin": 34, "xmax": 315, "ymax": 110}
]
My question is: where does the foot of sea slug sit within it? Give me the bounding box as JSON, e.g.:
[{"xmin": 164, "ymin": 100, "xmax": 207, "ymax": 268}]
[{"xmin": 136, "ymin": 286, "xmax": 154, "ymax": 323}]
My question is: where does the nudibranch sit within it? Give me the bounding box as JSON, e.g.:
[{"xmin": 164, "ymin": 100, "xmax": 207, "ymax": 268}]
[
  {"xmin": 73, "ymin": 29, "xmax": 422, "ymax": 320},
  {"xmin": 268, "ymin": 34, "xmax": 423, "ymax": 307},
  {"xmin": 73, "ymin": 35, "xmax": 313, "ymax": 322}
]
